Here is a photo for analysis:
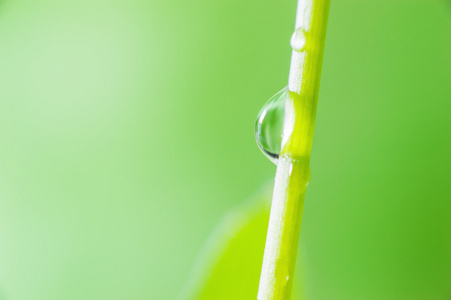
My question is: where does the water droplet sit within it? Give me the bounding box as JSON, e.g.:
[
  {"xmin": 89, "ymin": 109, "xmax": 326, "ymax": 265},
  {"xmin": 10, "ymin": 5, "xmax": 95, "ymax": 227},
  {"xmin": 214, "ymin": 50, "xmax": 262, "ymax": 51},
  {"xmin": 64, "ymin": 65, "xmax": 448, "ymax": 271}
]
[
  {"xmin": 255, "ymin": 87, "xmax": 288, "ymax": 164},
  {"xmin": 290, "ymin": 27, "xmax": 306, "ymax": 52}
]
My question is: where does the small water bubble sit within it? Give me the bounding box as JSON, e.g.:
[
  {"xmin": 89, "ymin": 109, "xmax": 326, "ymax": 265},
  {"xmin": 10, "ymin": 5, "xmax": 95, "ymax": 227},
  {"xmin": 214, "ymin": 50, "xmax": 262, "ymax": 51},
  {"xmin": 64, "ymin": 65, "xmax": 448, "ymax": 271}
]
[
  {"xmin": 255, "ymin": 87, "xmax": 288, "ymax": 164},
  {"xmin": 290, "ymin": 27, "xmax": 306, "ymax": 52}
]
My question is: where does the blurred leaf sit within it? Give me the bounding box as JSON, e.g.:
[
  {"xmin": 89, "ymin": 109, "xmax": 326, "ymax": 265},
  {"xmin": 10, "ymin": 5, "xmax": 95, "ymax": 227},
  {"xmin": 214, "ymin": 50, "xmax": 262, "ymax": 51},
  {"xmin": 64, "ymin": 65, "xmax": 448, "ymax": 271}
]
[{"xmin": 177, "ymin": 183, "xmax": 302, "ymax": 300}]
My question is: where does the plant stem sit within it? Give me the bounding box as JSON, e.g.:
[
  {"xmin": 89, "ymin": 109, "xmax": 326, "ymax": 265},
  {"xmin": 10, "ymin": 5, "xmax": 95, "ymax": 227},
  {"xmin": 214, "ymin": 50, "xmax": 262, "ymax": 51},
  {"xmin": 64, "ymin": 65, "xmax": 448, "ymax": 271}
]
[{"xmin": 257, "ymin": 1, "xmax": 330, "ymax": 300}]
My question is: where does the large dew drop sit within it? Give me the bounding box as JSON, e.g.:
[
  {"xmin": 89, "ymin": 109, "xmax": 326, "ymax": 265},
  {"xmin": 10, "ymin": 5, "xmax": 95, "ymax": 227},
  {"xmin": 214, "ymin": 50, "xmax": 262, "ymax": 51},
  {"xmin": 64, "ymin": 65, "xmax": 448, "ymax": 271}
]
[{"xmin": 255, "ymin": 87, "xmax": 288, "ymax": 164}]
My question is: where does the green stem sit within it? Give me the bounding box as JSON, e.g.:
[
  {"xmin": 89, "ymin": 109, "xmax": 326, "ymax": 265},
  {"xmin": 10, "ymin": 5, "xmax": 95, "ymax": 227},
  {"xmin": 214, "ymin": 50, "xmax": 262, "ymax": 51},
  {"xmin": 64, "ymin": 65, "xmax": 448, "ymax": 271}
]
[{"xmin": 257, "ymin": 1, "xmax": 330, "ymax": 300}]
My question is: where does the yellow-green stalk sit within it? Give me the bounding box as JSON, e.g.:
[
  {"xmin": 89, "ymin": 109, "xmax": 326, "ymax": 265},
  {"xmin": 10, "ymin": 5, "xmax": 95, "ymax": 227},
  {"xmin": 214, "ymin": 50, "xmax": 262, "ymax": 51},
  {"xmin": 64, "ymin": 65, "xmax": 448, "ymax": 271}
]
[{"xmin": 257, "ymin": 1, "xmax": 330, "ymax": 299}]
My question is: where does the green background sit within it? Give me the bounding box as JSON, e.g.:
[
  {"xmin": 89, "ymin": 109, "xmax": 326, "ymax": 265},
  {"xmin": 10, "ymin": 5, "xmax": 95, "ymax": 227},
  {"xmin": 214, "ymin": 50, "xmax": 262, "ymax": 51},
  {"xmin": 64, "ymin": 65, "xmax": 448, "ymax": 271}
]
[{"xmin": 0, "ymin": 0, "xmax": 450, "ymax": 299}]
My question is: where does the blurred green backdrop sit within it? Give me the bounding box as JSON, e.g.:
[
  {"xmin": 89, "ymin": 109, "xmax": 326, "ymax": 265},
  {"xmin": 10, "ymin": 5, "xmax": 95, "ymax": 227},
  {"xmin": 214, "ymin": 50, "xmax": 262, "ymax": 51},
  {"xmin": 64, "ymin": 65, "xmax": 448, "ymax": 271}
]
[{"xmin": 0, "ymin": 0, "xmax": 450, "ymax": 299}]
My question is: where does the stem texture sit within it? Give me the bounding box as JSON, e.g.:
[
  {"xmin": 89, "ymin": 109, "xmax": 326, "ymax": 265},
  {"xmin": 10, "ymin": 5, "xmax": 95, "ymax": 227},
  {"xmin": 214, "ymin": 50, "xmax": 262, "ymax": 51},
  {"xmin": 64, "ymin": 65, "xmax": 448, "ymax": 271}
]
[{"xmin": 257, "ymin": 1, "xmax": 330, "ymax": 299}]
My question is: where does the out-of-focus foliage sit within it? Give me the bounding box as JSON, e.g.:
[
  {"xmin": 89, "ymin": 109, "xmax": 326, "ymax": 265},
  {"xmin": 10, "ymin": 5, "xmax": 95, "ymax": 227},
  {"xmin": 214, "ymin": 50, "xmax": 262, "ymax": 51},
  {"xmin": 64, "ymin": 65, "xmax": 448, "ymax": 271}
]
[
  {"xmin": 178, "ymin": 183, "xmax": 302, "ymax": 300},
  {"xmin": 178, "ymin": 184, "xmax": 270, "ymax": 299}
]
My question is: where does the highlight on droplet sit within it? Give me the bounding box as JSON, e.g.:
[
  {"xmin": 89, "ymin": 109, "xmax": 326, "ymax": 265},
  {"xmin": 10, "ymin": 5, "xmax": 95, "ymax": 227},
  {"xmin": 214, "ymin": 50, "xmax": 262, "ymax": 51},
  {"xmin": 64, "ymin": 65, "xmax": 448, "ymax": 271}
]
[{"xmin": 290, "ymin": 27, "xmax": 307, "ymax": 52}]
